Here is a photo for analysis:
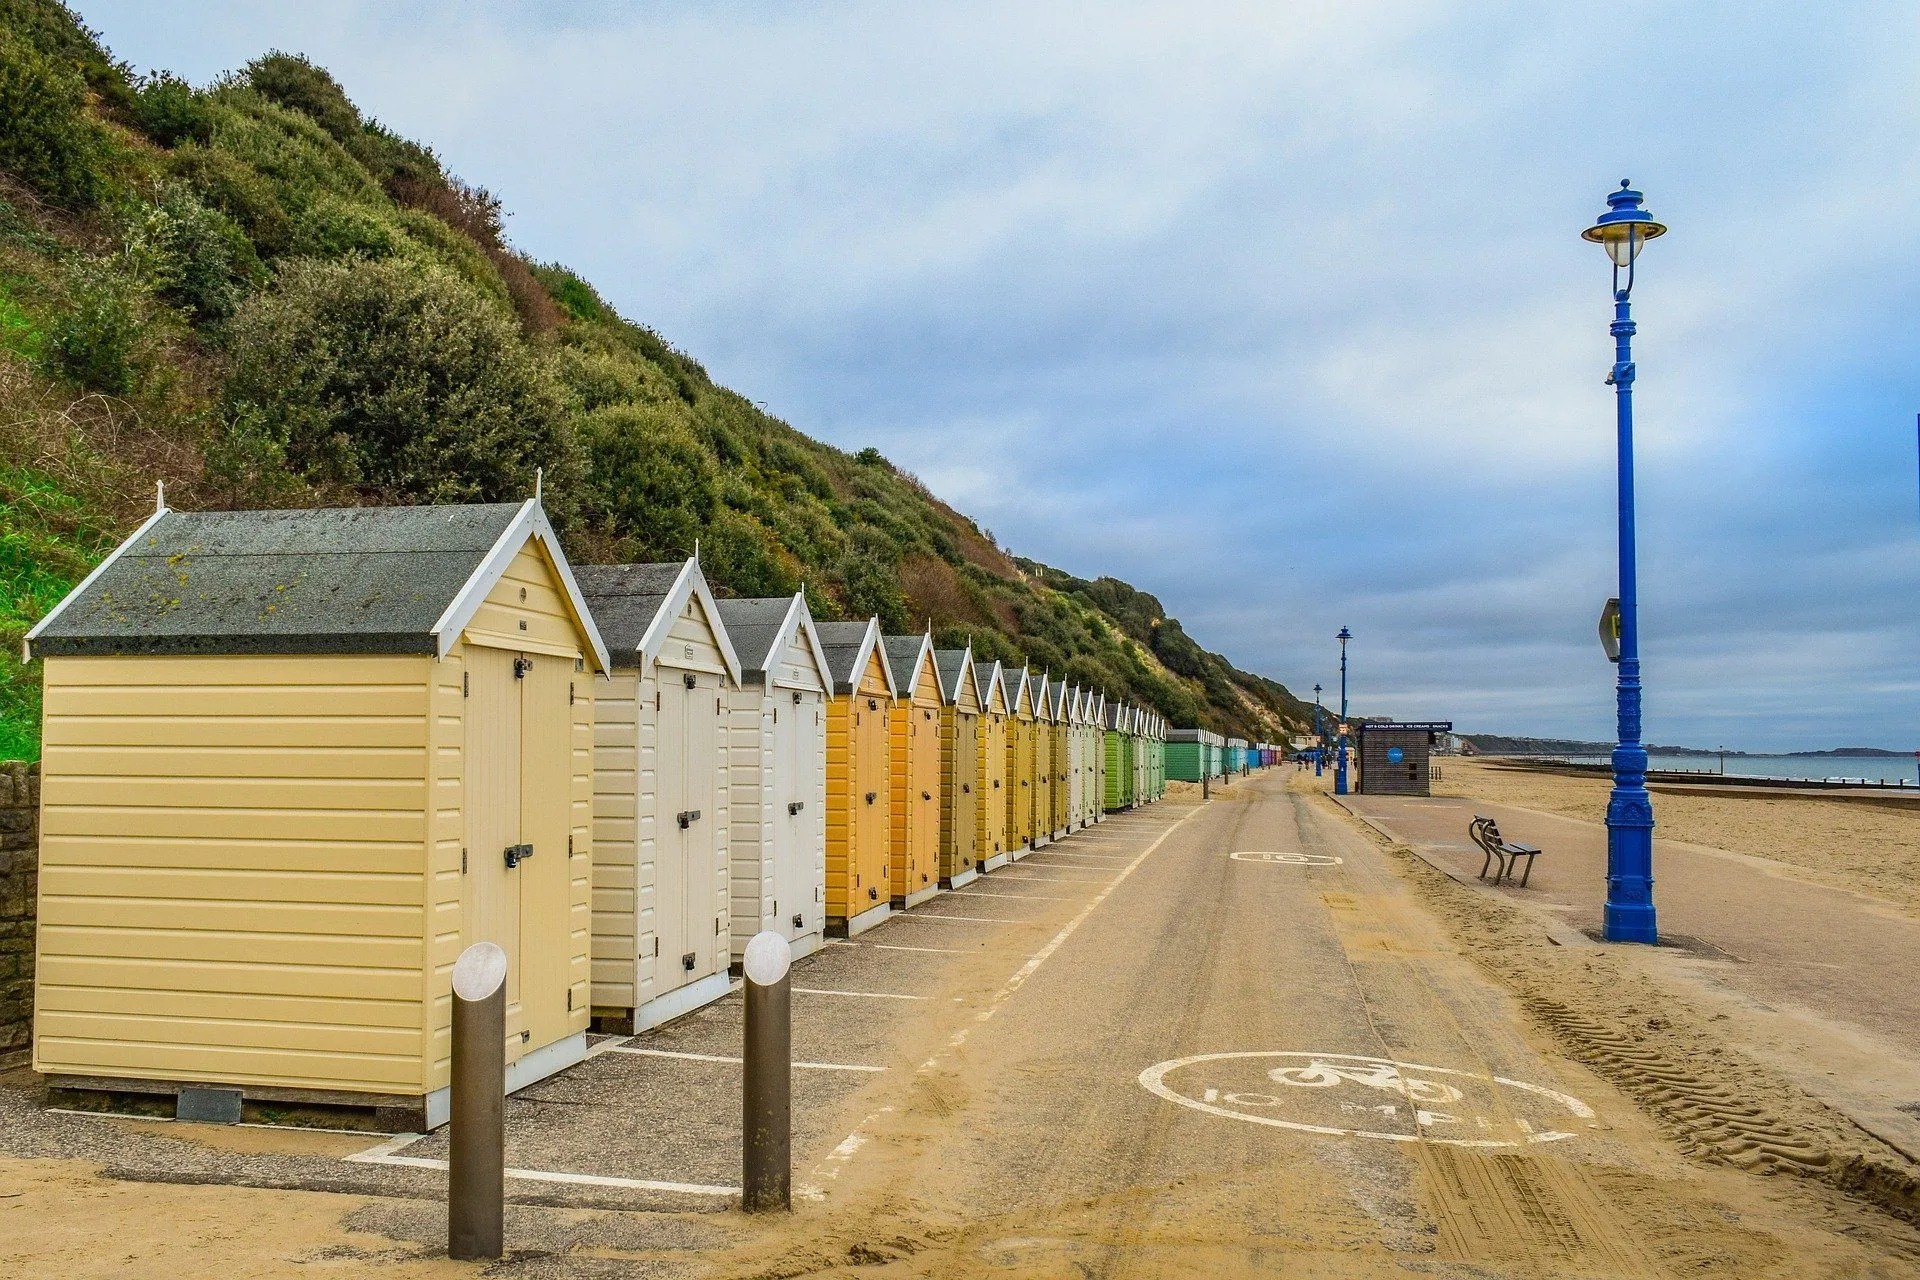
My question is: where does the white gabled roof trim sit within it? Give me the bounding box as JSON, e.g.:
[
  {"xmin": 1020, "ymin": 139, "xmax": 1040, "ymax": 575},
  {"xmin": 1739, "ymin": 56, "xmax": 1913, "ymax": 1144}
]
[
  {"xmin": 430, "ymin": 499, "xmax": 612, "ymax": 674},
  {"xmin": 634, "ymin": 558, "xmax": 744, "ymax": 687},
  {"xmin": 978, "ymin": 660, "xmax": 1005, "ymax": 713},
  {"xmin": 849, "ymin": 618, "xmax": 897, "ymax": 698},
  {"xmin": 23, "ymin": 502, "xmax": 172, "ymax": 663},
  {"xmin": 763, "ymin": 592, "xmax": 832, "ymax": 693},
  {"xmin": 903, "ymin": 630, "xmax": 939, "ymax": 704}
]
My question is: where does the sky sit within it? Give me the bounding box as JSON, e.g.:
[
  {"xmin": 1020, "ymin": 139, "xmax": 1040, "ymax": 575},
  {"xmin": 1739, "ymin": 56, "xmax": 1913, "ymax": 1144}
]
[{"xmin": 77, "ymin": 1, "xmax": 1920, "ymax": 751}]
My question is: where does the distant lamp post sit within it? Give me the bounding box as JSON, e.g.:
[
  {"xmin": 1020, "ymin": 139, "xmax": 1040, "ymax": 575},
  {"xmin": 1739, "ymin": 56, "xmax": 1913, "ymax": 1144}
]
[
  {"xmin": 1313, "ymin": 683, "xmax": 1324, "ymax": 777},
  {"xmin": 1582, "ymin": 180, "xmax": 1665, "ymax": 945},
  {"xmin": 1334, "ymin": 627, "xmax": 1352, "ymax": 796}
]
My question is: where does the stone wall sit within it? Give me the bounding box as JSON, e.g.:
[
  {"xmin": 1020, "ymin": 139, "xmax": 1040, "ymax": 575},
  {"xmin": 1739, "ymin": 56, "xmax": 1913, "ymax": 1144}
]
[{"xmin": 0, "ymin": 762, "xmax": 38, "ymax": 1063}]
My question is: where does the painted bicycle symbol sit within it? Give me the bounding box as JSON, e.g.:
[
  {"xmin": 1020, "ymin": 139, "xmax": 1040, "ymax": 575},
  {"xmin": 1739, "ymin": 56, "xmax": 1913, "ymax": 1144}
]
[
  {"xmin": 1230, "ymin": 851, "xmax": 1342, "ymax": 866},
  {"xmin": 1268, "ymin": 1058, "xmax": 1463, "ymax": 1105},
  {"xmin": 1138, "ymin": 1051, "xmax": 1594, "ymax": 1148}
]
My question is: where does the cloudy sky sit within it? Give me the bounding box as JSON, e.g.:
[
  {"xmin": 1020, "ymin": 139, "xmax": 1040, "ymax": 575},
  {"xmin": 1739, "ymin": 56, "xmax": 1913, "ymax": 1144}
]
[{"xmin": 83, "ymin": 1, "xmax": 1920, "ymax": 751}]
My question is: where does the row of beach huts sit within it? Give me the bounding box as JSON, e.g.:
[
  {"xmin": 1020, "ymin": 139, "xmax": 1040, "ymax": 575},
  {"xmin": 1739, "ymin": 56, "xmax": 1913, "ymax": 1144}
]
[{"xmin": 17, "ymin": 497, "xmax": 1272, "ymax": 1128}]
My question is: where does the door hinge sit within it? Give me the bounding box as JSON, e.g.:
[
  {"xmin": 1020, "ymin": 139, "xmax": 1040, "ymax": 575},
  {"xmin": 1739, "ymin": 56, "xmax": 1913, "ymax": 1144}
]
[
  {"xmin": 568, "ymin": 834, "xmax": 574, "ymax": 855},
  {"xmin": 715, "ymin": 916, "xmax": 723, "ymax": 935},
  {"xmin": 716, "ymin": 696, "xmax": 722, "ymax": 715},
  {"xmin": 654, "ymin": 937, "xmax": 660, "ymax": 957},
  {"xmin": 655, "ymin": 689, "xmax": 661, "ymax": 712},
  {"xmin": 569, "ymin": 682, "xmax": 575, "ymax": 705},
  {"xmin": 815, "ymin": 886, "xmax": 821, "ymax": 902},
  {"xmin": 567, "ymin": 987, "xmax": 573, "ymax": 1011},
  {"xmin": 461, "ymin": 847, "xmax": 467, "ymax": 874}
]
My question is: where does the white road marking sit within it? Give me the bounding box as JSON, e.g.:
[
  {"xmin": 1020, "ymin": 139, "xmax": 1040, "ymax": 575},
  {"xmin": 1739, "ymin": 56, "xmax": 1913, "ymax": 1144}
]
[
  {"xmin": 606, "ymin": 1046, "xmax": 884, "ymax": 1072},
  {"xmin": 869, "ymin": 943, "xmax": 967, "ymax": 953},
  {"xmin": 796, "ymin": 1106, "xmax": 894, "ymax": 1201},
  {"xmin": 348, "ymin": 1148, "xmax": 737, "ymax": 1196},
  {"xmin": 794, "ymin": 987, "xmax": 928, "ymax": 1001},
  {"xmin": 904, "ymin": 912, "xmax": 1022, "ymax": 924},
  {"xmin": 583, "ymin": 1034, "xmax": 634, "ymax": 1061},
  {"xmin": 1137, "ymin": 1052, "xmax": 1591, "ymax": 1148},
  {"xmin": 1231, "ymin": 851, "xmax": 1342, "ymax": 866},
  {"xmin": 952, "ymin": 890, "xmax": 1069, "ymax": 901}
]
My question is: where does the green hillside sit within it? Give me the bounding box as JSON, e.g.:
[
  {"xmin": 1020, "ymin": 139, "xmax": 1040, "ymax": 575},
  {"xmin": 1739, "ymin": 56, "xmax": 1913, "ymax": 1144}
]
[{"xmin": 0, "ymin": 0, "xmax": 1312, "ymax": 760}]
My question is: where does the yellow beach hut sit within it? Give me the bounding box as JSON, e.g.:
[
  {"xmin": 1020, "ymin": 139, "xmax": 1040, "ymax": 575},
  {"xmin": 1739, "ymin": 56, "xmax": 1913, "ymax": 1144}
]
[
  {"xmin": 1029, "ymin": 671, "xmax": 1054, "ymax": 849},
  {"xmin": 882, "ymin": 632, "xmax": 943, "ymax": 908},
  {"xmin": 577, "ymin": 559, "xmax": 740, "ymax": 1033},
  {"xmin": 933, "ymin": 646, "xmax": 981, "ymax": 888},
  {"xmin": 1002, "ymin": 666, "xmax": 1035, "ymax": 857},
  {"xmin": 817, "ymin": 619, "xmax": 896, "ymax": 935},
  {"xmin": 26, "ymin": 499, "xmax": 607, "ymax": 1129},
  {"xmin": 1048, "ymin": 681, "xmax": 1072, "ymax": 838},
  {"xmin": 974, "ymin": 660, "xmax": 1010, "ymax": 871},
  {"xmin": 715, "ymin": 593, "xmax": 831, "ymax": 966}
]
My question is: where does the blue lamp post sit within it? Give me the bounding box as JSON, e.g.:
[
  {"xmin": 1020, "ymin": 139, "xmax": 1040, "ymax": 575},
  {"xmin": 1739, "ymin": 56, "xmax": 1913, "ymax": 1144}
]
[
  {"xmin": 1583, "ymin": 180, "xmax": 1665, "ymax": 945},
  {"xmin": 1333, "ymin": 627, "xmax": 1352, "ymax": 795},
  {"xmin": 1313, "ymin": 683, "xmax": 1324, "ymax": 776}
]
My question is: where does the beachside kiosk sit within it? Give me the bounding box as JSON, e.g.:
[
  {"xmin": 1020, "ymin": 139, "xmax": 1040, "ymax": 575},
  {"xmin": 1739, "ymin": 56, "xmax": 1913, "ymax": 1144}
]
[{"xmin": 1356, "ymin": 722, "xmax": 1453, "ymax": 797}]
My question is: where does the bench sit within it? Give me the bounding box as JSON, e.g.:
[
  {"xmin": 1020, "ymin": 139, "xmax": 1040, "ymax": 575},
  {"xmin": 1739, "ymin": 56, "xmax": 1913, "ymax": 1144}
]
[{"xmin": 1469, "ymin": 815, "xmax": 1541, "ymax": 887}]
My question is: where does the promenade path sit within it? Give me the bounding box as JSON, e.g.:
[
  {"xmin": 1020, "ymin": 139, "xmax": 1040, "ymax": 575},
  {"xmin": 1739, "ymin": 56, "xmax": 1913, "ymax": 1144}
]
[
  {"xmin": 1337, "ymin": 788, "xmax": 1920, "ymax": 1163},
  {"xmin": 4, "ymin": 772, "xmax": 1914, "ymax": 1275}
]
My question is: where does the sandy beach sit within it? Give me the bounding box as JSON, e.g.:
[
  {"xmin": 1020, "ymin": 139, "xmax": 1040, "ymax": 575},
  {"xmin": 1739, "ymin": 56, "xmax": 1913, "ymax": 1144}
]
[{"xmin": 1435, "ymin": 758, "xmax": 1920, "ymax": 916}]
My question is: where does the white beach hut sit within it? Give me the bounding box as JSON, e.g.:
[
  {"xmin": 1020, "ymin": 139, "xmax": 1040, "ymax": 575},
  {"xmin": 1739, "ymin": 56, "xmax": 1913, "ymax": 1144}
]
[{"xmin": 578, "ymin": 559, "xmax": 741, "ymax": 1032}]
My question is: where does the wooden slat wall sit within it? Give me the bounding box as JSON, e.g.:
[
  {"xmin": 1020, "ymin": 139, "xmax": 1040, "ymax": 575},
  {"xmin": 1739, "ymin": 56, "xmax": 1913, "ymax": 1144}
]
[
  {"xmin": 725, "ymin": 690, "xmax": 771, "ymax": 959},
  {"xmin": 824, "ymin": 694, "xmax": 853, "ymax": 922},
  {"xmin": 36, "ymin": 653, "xmax": 435, "ymax": 1093},
  {"xmin": 590, "ymin": 673, "xmax": 640, "ymax": 1011}
]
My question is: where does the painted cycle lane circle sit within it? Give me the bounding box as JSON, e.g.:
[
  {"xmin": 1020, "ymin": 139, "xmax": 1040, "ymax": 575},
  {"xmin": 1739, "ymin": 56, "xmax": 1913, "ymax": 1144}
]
[
  {"xmin": 1138, "ymin": 1051, "xmax": 1594, "ymax": 1148},
  {"xmin": 1230, "ymin": 851, "xmax": 1342, "ymax": 866}
]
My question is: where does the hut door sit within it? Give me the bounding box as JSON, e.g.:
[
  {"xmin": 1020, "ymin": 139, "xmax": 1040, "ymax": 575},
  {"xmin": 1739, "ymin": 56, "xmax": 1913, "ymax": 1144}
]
[
  {"xmin": 681, "ymin": 671, "xmax": 719, "ymax": 984},
  {"xmin": 772, "ymin": 691, "xmax": 807, "ymax": 939},
  {"xmin": 464, "ymin": 646, "xmax": 525, "ymax": 1056},
  {"xmin": 517, "ymin": 653, "xmax": 572, "ymax": 1050},
  {"xmin": 654, "ymin": 673, "xmax": 690, "ymax": 994},
  {"xmin": 953, "ymin": 714, "xmax": 976, "ymax": 870},
  {"xmin": 854, "ymin": 700, "xmax": 888, "ymax": 912}
]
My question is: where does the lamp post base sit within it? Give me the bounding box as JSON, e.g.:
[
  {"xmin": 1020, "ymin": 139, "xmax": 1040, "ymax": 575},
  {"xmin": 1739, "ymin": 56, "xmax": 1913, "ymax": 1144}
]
[{"xmin": 1603, "ymin": 779, "xmax": 1657, "ymax": 944}]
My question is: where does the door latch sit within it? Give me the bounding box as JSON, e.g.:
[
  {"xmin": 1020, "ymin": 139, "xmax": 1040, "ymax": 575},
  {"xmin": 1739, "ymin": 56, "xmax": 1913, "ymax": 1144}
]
[
  {"xmin": 503, "ymin": 843, "xmax": 533, "ymax": 868},
  {"xmin": 864, "ymin": 791, "xmax": 876, "ymax": 804},
  {"xmin": 868, "ymin": 886, "xmax": 879, "ymax": 901},
  {"xmin": 677, "ymin": 809, "xmax": 701, "ymax": 829},
  {"xmin": 788, "ymin": 801, "xmax": 804, "ymax": 815},
  {"xmin": 792, "ymin": 913, "xmax": 804, "ymax": 930},
  {"xmin": 513, "ymin": 657, "xmax": 533, "ymax": 680},
  {"xmin": 682, "ymin": 951, "xmax": 697, "ymax": 972}
]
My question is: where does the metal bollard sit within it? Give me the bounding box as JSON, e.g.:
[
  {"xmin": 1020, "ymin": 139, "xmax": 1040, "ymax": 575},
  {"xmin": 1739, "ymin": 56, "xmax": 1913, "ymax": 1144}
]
[
  {"xmin": 449, "ymin": 941, "xmax": 507, "ymax": 1260},
  {"xmin": 741, "ymin": 930, "xmax": 792, "ymax": 1212}
]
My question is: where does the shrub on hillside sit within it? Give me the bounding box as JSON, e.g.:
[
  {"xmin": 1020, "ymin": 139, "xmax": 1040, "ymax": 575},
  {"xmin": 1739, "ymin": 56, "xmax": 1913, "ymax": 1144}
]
[
  {"xmin": 701, "ymin": 509, "xmax": 799, "ymax": 599},
  {"xmin": 0, "ymin": 23, "xmax": 110, "ymax": 208},
  {"xmin": 222, "ymin": 257, "xmax": 569, "ymax": 502},
  {"xmin": 130, "ymin": 71, "xmax": 211, "ymax": 147},
  {"xmin": 45, "ymin": 257, "xmax": 140, "ymax": 393},
  {"xmin": 166, "ymin": 142, "xmax": 295, "ymax": 257},
  {"xmin": 578, "ymin": 401, "xmax": 719, "ymax": 559},
  {"xmin": 141, "ymin": 187, "xmax": 259, "ymax": 321}
]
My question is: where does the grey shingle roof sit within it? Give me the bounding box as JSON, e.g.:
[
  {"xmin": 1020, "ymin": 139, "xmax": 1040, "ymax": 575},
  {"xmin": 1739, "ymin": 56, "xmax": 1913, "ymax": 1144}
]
[
  {"xmin": 574, "ymin": 562, "xmax": 686, "ymax": 669},
  {"xmin": 713, "ymin": 597, "xmax": 794, "ymax": 682},
  {"xmin": 880, "ymin": 635, "xmax": 928, "ymax": 695},
  {"xmin": 932, "ymin": 649, "xmax": 972, "ymax": 705},
  {"xmin": 30, "ymin": 504, "xmax": 524, "ymax": 657},
  {"xmin": 815, "ymin": 621, "xmax": 875, "ymax": 693}
]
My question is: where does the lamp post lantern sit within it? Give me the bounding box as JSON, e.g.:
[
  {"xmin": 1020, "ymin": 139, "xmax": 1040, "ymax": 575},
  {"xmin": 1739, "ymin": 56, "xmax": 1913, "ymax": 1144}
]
[
  {"xmin": 1583, "ymin": 180, "xmax": 1665, "ymax": 945},
  {"xmin": 1334, "ymin": 627, "xmax": 1352, "ymax": 796},
  {"xmin": 1313, "ymin": 683, "xmax": 1324, "ymax": 776}
]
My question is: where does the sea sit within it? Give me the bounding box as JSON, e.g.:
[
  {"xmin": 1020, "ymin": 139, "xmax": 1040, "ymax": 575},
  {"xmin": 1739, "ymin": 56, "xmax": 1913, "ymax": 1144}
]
[{"xmin": 1541, "ymin": 754, "xmax": 1919, "ymax": 787}]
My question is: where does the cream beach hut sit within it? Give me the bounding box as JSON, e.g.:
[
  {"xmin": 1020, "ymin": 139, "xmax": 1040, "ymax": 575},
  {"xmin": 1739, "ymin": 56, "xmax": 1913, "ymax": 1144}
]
[
  {"xmin": 578, "ymin": 559, "xmax": 740, "ymax": 1033},
  {"xmin": 933, "ymin": 647, "xmax": 981, "ymax": 888},
  {"xmin": 715, "ymin": 593, "xmax": 831, "ymax": 966},
  {"xmin": 818, "ymin": 619, "xmax": 896, "ymax": 935},
  {"xmin": 882, "ymin": 632, "xmax": 943, "ymax": 908},
  {"xmin": 26, "ymin": 499, "xmax": 606, "ymax": 1128}
]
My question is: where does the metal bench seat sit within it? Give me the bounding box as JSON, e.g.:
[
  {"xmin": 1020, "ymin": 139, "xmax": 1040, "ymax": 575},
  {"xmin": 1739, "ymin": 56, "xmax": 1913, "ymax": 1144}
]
[{"xmin": 1468, "ymin": 815, "xmax": 1541, "ymax": 888}]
